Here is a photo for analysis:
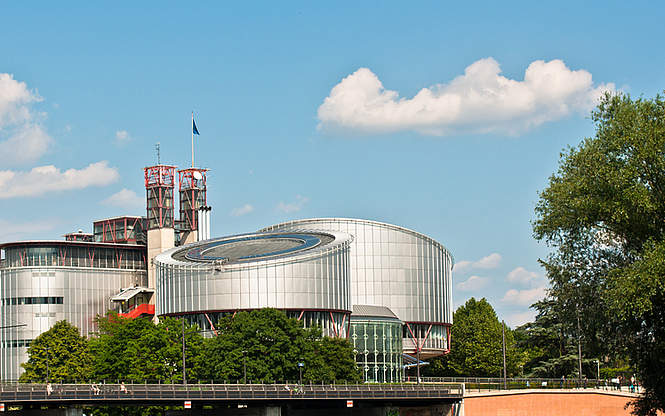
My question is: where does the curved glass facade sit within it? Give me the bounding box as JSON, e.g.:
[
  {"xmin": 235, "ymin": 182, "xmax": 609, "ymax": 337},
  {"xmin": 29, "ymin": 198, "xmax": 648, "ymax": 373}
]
[
  {"xmin": 0, "ymin": 242, "xmax": 147, "ymax": 381},
  {"xmin": 350, "ymin": 317, "xmax": 403, "ymax": 383},
  {"xmin": 260, "ymin": 218, "xmax": 453, "ymax": 357},
  {"xmin": 2, "ymin": 244, "xmax": 146, "ymax": 270}
]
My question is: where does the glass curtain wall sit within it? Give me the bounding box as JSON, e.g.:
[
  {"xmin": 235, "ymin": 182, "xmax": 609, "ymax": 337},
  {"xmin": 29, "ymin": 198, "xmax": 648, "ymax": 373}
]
[{"xmin": 350, "ymin": 318, "xmax": 403, "ymax": 383}]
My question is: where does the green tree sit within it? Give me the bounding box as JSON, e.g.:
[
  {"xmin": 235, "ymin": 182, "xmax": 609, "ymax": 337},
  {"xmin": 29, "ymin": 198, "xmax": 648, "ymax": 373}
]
[
  {"xmin": 533, "ymin": 92, "xmax": 665, "ymax": 415},
  {"xmin": 514, "ymin": 298, "xmax": 598, "ymax": 378},
  {"xmin": 194, "ymin": 309, "xmax": 360, "ymax": 383},
  {"xmin": 89, "ymin": 313, "xmax": 204, "ymax": 383},
  {"xmin": 425, "ymin": 298, "xmax": 520, "ymax": 377},
  {"xmin": 20, "ymin": 321, "xmax": 91, "ymax": 383},
  {"xmin": 303, "ymin": 336, "xmax": 361, "ymax": 383}
]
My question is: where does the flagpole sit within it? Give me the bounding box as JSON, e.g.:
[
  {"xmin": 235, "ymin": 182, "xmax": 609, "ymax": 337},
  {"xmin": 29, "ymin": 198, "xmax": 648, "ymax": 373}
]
[{"xmin": 191, "ymin": 111, "xmax": 194, "ymax": 168}]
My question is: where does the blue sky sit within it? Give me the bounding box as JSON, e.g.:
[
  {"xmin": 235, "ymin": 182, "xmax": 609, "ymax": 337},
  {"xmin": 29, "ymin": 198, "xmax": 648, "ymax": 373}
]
[{"xmin": 1, "ymin": 1, "xmax": 664, "ymax": 327}]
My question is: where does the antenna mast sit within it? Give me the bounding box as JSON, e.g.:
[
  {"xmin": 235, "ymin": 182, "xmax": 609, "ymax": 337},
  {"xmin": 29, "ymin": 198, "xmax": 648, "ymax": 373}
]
[{"xmin": 155, "ymin": 142, "xmax": 161, "ymax": 164}]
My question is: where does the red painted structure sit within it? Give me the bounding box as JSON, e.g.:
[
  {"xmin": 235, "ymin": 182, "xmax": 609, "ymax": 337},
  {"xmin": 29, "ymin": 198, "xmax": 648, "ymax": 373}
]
[
  {"xmin": 118, "ymin": 303, "xmax": 155, "ymax": 319},
  {"xmin": 177, "ymin": 168, "xmax": 208, "ymax": 231},
  {"xmin": 144, "ymin": 165, "xmax": 176, "ymax": 229},
  {"xmin": 63, "ymin": 231, "xmax": 93, "ymax": 242},
  {"xmin": 93, "ymin": 216, "xmax": 146, "ymax": 244}
]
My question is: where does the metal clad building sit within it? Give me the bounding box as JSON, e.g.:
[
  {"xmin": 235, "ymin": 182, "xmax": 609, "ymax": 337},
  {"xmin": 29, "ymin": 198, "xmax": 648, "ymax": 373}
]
[
  {"xmin": 0, "ymin": 241, "xmax": 147, "ymax": 381},
  {"xmin": 260, "ymin": 218, "xmax": 454, "ymax": 358},
  {"xmin": 154, "ymin": 231, "xmax": 353, "ymax": 337}
]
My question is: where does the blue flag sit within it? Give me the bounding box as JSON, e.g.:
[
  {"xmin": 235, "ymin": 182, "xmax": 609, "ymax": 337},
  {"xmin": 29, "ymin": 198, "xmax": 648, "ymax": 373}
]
[{"xmin": 193, "ymin": 118, "xmax": 200, "ymax": 135}]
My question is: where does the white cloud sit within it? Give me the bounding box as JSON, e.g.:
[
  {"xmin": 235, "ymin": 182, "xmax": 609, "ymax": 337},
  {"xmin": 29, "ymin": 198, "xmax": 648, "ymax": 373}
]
[
  {"xmin": 456, "ymin": 275, "xmax": 488, "ymax": 291},
  {"xmin": 231, "ymin": 203, "xmax": 254, "ymax": 217},
  {"xmin": 501, "ymin": 287, "xmax": 547, "ymax": 306},
  {"xmin": 102, "ymin": 188, "xmax": 143, "ymax": 208},
  {"xmin": 453, "ymin": 252, "xmax": 502, "ymax": 273},
  {"xmin": 474, "ymin": 253, "xmax": 502, "ymax": 269},
  {"xmin": 0, "ymin": 161, "xmax": 119, "ymax": 199},
  {"xmin": 0, "ymin": 73, "xmax": 52, "ymax": 165},
  {"xmin": 277, "ymin": 195, "xmax": 309, "ymax": 213},
  {"xmin": 452, "ymin": 260, "xmax": 472, "ymax": 272},
  {"xmin": 318, "ymin": 58, "xmax": 614, "ymax": 136},
  {"xmin": 115, "ymin": 130, "xmax": 130, "ymax": 142},
  {"xmin": 507, "ymin": 266, "xmax": 542, "ymax": 286},
  {"xmin": 504, "ymin": 310, "xmax": 537, "ymax": 328}
]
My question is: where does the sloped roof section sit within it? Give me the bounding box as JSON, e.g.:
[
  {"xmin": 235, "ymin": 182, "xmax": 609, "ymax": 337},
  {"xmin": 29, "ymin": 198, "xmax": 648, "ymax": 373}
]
[{"xmin": 352, "ymin": 304, "xmax": 400, "ymax": 320}]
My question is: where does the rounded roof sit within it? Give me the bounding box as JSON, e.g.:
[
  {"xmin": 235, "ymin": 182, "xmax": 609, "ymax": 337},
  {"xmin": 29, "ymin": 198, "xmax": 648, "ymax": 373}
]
[
  {"xmin": 156, "ymin": 230, "xmax": 352, "ymax": 268},
  {"xmin": 259, "ymin": 217, "xmax": 454, "ymax": 264}
]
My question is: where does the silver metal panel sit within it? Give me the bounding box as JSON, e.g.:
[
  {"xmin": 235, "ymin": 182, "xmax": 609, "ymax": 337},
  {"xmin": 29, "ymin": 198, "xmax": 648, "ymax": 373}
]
[
  {"xmin": 0, "ymin": 266, "xmax": 147, "ymax": 381},
  {"xmin": 154, "ymin": 231, "xmax": 353, "ymax": 316},
  {"xmin": 259, "ymin": 218, "xmax": 453, "ymax": 325}
]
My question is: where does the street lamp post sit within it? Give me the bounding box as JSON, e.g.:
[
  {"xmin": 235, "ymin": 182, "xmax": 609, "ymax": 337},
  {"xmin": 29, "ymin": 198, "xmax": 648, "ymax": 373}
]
[
  {"xmin": 576, "ymin": 311, "xmax": 583, "ymax": 384},
  {"xmin": 416, "ymin": 335, "xmax": 421, "ymax": 385},
  {"xmin": 594, "ymin": 359, "xmax": 600, "ymax": 384},
  {"xmin": 182, "ymin": 318, "xmax": 186, "ymax": 385},
  {"xmin": 242, "ymin": 350, "xmax": 247, "ymax": 384},
  {"xmin": 45, "ymin": 347, "xmax": 50, "ymax": 383},
  {"xmin": 502, "ymin": 320, "xmax": 507, "ymax": 390},
  {"xmin": 298, "ymin": 361, "xmax": 304, "ymax": 385}
]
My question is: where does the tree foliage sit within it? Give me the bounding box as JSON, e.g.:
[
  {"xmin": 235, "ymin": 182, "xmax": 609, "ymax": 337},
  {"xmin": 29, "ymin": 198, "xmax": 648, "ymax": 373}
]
[
  {"xmin": 514, "ymin": 299, "xmax": 600, "ymax": 378},
  {"xmin": 22, "ymin": 309, "xmax": 359, "ymax": 387},
  {"xmin": 194, "ymin": 309, "xmax": 360, "ymax": 383},
  {"xmin": 20, "ymin": 321, "xmax": 91, "ymax": 383},
  {"xmin": 425, "ymin": 298, "xmax": 520, "ymax": 377},
  {"xmin": 89, "ymin": 313, "xmax": 204, "ymax": 383},
  {"xmin": 533, "ymin": 92, "xmax": 665, "ymax": 415}
]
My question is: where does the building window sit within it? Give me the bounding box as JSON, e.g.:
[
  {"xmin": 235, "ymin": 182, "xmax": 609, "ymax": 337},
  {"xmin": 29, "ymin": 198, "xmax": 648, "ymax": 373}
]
[
  {"xmin": 2, "ymin": 339, "xmax": 33, "ymax": 348},
  {"xmin": 2, "ymin": 297, "xmax": 63, "ymax": 306}
]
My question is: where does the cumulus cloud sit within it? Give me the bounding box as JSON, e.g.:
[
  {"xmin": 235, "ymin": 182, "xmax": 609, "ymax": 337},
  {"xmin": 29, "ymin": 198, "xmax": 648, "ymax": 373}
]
[
  {"xmin": 453, "ymin": 252, "xmax": 502, "ymax": 273},
  {"xmin": 507, "ymin": 266, "xmax": 543, "ymax": 286},
  {"xmin": 102, "ymin": 188, "xmax": 143, "ymax": 208},
  {"xmin": 318, "ymin": 58, "xmax": 614, "ymax": 136},
  {"xmin": 231, "ymin": 203, "xmax": 254, "ymax": 217},
  {"xmin": 277, "ymin": 195, "xmax": 309, "ymax": 213},
  {"xmin": 115, "ymin": 130, "xmax": 130, "ymax": 143},
  {"xmin": 0, "ymin": 73, "xmax": 52, "ymax": 165},
  {"xmin": 504, "ymin": 310, "xmax": 537, "ymax": 328},
  {"xmin": 456, "ymin": 275, "xmax": 488, "ymax": 291},
  {"xmin": 501, "ymin": 287, "xmax": 547, "ymax": 306},
  {"xmin": 0, "ymin": 161, "xmax": 119, "ymax": 199}
]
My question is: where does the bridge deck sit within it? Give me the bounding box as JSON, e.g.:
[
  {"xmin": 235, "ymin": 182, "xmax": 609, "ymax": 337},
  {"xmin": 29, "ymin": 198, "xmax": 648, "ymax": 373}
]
[{"xmin": 0, "ymin": 383, "xmax": 464, "ymax": 405}]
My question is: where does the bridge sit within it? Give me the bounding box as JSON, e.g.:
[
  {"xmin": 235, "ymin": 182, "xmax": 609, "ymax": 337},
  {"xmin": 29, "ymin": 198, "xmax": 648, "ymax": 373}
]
[
  {"xmin": 0, "ymin": 383, "xmax": 463, "ymax": 414},
  {"xmin": 0, "ymin": 382, "xmax": 646, "ymax": 415}
]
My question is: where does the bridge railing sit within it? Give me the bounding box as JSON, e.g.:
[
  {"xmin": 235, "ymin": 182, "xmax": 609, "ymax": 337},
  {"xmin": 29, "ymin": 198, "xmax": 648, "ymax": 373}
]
[
  {"xmin": 0, "ymin": 383, "xmax": 464, "ymax": 403},
  {"xmin": 417, "ymin": 377, "xmax": 633, "ymax": 392}
]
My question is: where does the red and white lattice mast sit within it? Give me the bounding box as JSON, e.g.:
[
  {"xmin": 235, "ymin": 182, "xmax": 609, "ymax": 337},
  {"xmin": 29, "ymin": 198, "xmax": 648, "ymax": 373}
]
[
  {"xmin": 144, "ymin": 164, "xmax": 176, "ymax": 299},
  {"xmin": 178, "ymin": 168, "xmax": 209, "ymax": 245}
]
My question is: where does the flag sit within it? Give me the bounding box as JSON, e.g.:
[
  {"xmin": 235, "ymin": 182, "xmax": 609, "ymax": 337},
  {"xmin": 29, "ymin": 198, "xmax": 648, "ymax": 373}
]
[{"xmin": 193, "ymin": 118, "xmax": 200, "ymax": 135}]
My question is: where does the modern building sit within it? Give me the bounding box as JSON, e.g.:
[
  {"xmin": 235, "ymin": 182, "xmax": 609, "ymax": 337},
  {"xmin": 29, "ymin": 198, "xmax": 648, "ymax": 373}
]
[
  {"xmin": 154, "ymin": 230, "xmax": 353, "ymax": 338},
  {"xmin": 350, "ymin": 305, "xmax": 403, "ymax": 383},
  {"xmin": 0, "ymin": 240, "xmax": 147, "ymax": 381},
  {"xmin": 260, "ymin": 218, "xmax": 454, "ymax": 359},
  {"xmin": 0, "ymin": 159, "xmax": 454, "ymax": 382}
]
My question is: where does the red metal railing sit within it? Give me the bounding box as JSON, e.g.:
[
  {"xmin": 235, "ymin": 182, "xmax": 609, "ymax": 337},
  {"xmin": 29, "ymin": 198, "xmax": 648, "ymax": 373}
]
[{"xmin": 119, "ymin": 304, "xmax": 155, "ymax": 319}]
